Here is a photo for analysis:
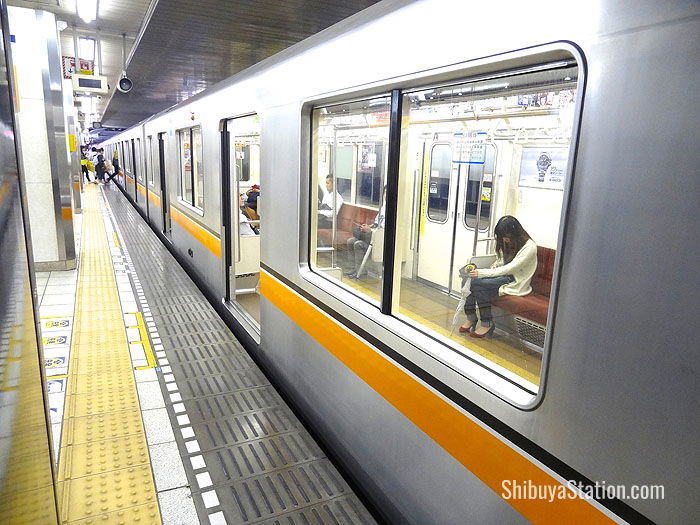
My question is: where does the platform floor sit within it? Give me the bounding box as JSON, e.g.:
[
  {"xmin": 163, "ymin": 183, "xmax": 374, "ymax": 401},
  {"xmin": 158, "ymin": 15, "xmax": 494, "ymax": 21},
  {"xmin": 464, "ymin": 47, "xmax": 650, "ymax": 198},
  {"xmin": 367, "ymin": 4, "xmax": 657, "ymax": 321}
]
[{"xmin": 41, "ymin": 184, "xmax": 374, "ymax": 524}]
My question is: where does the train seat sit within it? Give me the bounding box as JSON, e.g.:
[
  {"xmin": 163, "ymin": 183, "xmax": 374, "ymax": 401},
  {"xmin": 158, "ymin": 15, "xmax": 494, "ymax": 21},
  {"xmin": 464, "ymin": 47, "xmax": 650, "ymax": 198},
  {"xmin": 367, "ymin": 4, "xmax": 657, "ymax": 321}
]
[
  {"xmin": 318, "ymin": 204, "xmax": 378, "ymax": 247},
  {"xmin": 492, "ymin": 246, "xmax": 555, "ymax": 326}
]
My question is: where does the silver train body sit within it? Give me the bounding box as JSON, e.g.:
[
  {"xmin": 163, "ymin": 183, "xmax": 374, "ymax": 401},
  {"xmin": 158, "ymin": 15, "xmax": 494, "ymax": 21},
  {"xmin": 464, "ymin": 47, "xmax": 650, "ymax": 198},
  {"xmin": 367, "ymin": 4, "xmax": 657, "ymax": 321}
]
[{"xmin": 102, "ymin": 1, "xmax": 700, "ymax": 523}]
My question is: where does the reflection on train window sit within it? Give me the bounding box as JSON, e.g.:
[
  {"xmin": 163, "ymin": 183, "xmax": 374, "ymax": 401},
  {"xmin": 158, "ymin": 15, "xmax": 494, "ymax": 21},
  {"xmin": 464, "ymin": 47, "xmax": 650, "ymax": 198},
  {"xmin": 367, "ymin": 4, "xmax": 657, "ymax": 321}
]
[
  {"xmin": 391, "ymin": 65, "xmax": 578, "ymax": 389},
  {"xmin": 178, "ymin": 126, "xmax": 203, "ymax": 210},
  {"xmin": 310, "ymin": 95, "xmax": 391, "ymax": 305},
  {"xmin": 427, "ymin": 144, "xmax": 452, "ymax": 222}
]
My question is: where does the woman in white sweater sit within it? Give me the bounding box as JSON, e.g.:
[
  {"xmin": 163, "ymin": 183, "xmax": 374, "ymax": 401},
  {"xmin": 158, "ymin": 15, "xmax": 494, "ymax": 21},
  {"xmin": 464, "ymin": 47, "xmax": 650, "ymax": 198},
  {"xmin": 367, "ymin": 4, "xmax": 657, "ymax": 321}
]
[{"xmin": 459, "ymin": 216, "xmax": 538, "ymax": 338}]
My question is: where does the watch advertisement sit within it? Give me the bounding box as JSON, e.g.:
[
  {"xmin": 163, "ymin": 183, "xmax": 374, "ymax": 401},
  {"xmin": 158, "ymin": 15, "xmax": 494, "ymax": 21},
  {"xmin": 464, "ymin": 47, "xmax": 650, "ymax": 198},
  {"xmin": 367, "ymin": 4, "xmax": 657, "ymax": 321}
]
[{"xmin": 519, "ymin": 147, "xmax": 569, "ymax": 190}]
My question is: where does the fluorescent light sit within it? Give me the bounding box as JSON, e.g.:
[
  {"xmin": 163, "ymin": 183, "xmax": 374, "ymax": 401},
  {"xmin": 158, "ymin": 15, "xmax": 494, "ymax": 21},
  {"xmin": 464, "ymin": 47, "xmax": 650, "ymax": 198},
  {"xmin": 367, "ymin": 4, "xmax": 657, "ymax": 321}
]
[
  {"xmin": 78, "ymin": 37, "xmax": 95, "ymax": 61},
  {"xmin": 77, "ymin": 0, "xmax": 98, "ymax": 23}
]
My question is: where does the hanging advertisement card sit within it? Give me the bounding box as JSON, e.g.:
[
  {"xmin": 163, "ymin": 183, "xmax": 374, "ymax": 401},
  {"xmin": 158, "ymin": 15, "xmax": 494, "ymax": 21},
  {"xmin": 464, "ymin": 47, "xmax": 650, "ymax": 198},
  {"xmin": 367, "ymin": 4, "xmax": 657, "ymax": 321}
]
[{"xmin": 519, "ymin": 147, "xmax": 568, "ymax": 190}]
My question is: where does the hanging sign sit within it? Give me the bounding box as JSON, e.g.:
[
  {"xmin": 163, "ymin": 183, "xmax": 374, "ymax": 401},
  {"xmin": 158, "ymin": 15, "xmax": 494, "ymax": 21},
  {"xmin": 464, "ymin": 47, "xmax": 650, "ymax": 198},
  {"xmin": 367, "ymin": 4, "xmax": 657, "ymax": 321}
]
[{"xmin": 62, "ymin": 56, "xmax": 94, "ymax": 79}]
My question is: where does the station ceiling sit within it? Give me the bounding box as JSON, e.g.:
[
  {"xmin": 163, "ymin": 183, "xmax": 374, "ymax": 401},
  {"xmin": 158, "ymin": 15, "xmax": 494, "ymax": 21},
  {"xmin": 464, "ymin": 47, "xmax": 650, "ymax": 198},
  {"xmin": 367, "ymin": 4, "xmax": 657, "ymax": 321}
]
[{"xmin": 101, "ymin": 0, "xmax": 382, "ymax": 128}]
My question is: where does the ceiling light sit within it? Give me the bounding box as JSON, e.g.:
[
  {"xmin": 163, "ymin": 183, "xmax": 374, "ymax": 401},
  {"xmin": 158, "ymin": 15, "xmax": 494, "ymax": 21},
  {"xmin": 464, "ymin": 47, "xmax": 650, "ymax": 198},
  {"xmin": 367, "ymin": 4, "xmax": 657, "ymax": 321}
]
[
  {"xmin": 78, "ymin": 37, "xmax": 95, "ymax": 61},
  {"xmin": 77, "ymin": 0, "xmax": 98, "ymax": 24}
]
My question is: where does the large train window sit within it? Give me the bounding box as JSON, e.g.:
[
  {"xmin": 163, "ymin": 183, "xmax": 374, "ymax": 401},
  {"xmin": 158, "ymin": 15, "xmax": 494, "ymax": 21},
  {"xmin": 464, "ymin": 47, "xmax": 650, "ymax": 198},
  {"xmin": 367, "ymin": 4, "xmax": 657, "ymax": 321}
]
[
  {"xmin": 310, "ymin": 95, "xmax": 391, "ymax": 305},
  {"xmin": 393, "ymin": 65, "xmax": 578, "ymax": 391},
  {"xmin": 177, "ymin": 126, "xmax": 204, "ymax": 210}
]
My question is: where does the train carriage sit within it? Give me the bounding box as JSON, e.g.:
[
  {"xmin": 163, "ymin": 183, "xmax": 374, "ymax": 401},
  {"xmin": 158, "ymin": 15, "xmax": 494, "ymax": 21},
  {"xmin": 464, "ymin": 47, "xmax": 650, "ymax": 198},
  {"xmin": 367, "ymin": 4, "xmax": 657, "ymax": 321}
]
[{"xmin": 102, "ymin": 1, "xmax": 700, "ymax": 523}]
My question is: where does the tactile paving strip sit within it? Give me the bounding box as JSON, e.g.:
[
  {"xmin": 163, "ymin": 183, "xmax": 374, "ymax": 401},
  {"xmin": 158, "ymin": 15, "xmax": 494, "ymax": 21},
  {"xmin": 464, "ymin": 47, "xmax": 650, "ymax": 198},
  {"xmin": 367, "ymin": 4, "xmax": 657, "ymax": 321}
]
[
  {"xmin": 104, "ymin": 186, "xmax": 376, "ymax": 524},
  {"xmin": 58, "ymin": 186, "xmax": 161, "ymax": 524}
]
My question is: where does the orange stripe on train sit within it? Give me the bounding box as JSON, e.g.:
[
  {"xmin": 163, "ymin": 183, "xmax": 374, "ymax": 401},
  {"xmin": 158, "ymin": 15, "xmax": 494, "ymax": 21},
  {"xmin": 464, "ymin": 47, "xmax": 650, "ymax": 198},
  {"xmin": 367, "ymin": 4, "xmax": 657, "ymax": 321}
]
[
  {"xmin": 259, "ymin": 270, "xmax": 614, "ymax": 525},
  {"xmin": 147, "ymin": 189, "xmax": 161, "ymax": 208},
  {"xmin": 169, "ymin": 206, "xmax": 221, "ymax": 258}
]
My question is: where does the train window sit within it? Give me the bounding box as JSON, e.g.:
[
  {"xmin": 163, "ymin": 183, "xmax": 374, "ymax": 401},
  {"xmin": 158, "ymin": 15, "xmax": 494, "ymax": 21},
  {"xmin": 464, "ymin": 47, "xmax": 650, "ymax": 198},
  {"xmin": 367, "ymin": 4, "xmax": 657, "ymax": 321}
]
[
  {"xmin": 392, "ymin": 65, "xmax": 578, "ymax": 389},
  {"xmin": 464, "ymin": 142, "xmax": 496, "ymax": 231},
  {"xmin": 310, "ymin": 95, "xmax": 391, "ymax": 305},
  {"xmin": 426, "ymin": 144, "xmax": 452, "ymax": 223},
  {"xmin": 355, "ymin": 142, "xmax": 386, "ymax": 207},
  {"xmin": 235, "ymin": 144, "xmax": 259, "ymax": 182},
  {"xmin": 178, "ymin": 126, "xmax": 204, "ymax": 210}
]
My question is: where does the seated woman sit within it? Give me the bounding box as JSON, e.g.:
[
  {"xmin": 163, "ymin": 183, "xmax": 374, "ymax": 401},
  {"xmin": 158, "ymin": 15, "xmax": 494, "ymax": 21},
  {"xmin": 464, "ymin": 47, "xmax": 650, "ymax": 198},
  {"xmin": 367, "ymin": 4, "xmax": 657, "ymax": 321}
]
[{"xmin": 460, "ymin": 216, "xmax": 537, "ymax": 338}]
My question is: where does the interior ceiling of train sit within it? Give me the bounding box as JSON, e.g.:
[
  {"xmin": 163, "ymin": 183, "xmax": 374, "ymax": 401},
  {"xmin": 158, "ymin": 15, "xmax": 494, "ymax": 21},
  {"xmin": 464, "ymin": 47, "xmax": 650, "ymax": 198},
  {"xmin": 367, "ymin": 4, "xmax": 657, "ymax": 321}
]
[{"xmin": 8, "ymin": 0, "xmax": 381, "ymax": 128}]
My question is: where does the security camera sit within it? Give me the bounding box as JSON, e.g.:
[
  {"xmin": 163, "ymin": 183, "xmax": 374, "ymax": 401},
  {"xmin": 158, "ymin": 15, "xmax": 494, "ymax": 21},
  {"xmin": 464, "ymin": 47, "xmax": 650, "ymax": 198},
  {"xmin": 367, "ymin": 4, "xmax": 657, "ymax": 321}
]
[{"xmin": 117, "ymin": 76, "xmax": 133, "ymax": 93}]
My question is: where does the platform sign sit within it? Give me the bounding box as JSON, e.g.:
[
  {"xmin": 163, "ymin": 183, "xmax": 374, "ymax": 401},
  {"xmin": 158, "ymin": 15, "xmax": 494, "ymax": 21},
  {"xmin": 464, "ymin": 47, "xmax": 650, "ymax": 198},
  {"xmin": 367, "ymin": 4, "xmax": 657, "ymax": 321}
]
[
  {"xmin": 43, "ymin": 318, "xmax": 71, "ymax": 331},
  {"xmin": 47, "ymin": 377, "xmax": 66, "ymax": 393},
  {"xmin": 43, "ymin": 335, "xmax": 68, "ymax": 346},
  {"xmin": 62, "ymin": 56, "xmax": 94, "ymax": 79},
  {"xmin": 45, "ymin": 356, "xmax": 66, "ymax": 368}
]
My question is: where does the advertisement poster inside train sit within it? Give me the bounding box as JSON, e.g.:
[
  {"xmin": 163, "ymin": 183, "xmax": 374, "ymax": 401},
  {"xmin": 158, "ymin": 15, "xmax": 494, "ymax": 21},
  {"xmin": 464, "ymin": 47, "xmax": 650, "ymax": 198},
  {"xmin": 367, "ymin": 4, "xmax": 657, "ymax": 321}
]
[{"xmin": 519, "ymin": 147, "xmax": 569, "ymax": 190}]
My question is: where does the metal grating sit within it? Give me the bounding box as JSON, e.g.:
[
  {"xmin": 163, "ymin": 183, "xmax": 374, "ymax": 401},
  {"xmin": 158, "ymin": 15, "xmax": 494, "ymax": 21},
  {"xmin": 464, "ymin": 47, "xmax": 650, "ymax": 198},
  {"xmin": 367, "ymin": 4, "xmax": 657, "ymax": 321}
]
[
  {"xmin": 102, "ymin": 186, "xmax": 375, "ymax": 524},
  {"xmin": 515, "ymin": 316, "xmax": 546, "ymax": 348}
]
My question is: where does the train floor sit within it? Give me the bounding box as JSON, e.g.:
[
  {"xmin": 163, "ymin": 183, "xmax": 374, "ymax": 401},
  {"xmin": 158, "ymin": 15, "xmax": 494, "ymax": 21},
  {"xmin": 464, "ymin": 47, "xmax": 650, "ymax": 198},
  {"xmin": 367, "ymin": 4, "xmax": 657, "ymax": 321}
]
[
  {"xmin": 36, "ymin": 183, "xmax": 375, "ymax": 524},
  {"xmin": 317, "ymin": 256, "xmax": 542, "ymax": 386}
]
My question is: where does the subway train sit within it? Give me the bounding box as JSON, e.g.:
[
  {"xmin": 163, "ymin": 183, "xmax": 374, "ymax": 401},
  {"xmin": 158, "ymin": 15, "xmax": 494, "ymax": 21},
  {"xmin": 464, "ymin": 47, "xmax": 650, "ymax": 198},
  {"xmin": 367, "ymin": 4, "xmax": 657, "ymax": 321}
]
[{"xmin": 100, "ymin": 1, "xmax": 700, "ymax": 523}]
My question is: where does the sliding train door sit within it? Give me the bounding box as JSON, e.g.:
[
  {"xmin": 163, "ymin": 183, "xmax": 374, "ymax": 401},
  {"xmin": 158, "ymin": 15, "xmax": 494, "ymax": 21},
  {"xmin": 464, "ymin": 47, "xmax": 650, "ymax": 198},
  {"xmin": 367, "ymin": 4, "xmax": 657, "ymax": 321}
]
[
  {"xmin": 158, "ymin": 133, "xmax": 171, "ymax": 240},
  {"xmin": 223, "ymin": 115, "xmax": 261, "ymax": 327},
  {"xmin": 415, "ymin": 138, "xmax": 500, "ymax": 294}
]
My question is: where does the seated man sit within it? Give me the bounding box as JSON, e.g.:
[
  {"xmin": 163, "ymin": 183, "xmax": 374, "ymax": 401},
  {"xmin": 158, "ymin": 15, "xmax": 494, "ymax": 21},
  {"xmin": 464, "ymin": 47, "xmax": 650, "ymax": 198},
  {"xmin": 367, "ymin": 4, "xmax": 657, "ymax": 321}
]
[
  {"xmin": 344, "ymin": 193, "xmax": 385, "ymax": 279},
  {"xmin": 246, "ymin": 185, "xmax": 260, "ymax": 213},
  {"xmin": 318, "ymin": 174, "xmax": 343, "ymax": 229}
]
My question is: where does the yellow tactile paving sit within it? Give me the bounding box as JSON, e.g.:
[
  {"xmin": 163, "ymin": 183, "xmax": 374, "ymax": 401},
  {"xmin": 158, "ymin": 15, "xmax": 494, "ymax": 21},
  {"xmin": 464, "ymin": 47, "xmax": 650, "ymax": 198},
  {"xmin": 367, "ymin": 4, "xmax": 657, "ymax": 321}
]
[
  {"xmin": 58, "ymin": 185, "xmax": 161, "ymax": 524},
  {"xmin": 63, "ymin": 410, "xmax": 145, "ymax": 445},
  {"xmin": 59, "ymin": 465, "xmax": 158, "ymax": 522},
  {"xmin": 70, "ymin": 502, "xmax": 160, "ymax": 525},
  {"xmin": 58, "ymin": 435, "xmax": 150, "ymax": 479}
]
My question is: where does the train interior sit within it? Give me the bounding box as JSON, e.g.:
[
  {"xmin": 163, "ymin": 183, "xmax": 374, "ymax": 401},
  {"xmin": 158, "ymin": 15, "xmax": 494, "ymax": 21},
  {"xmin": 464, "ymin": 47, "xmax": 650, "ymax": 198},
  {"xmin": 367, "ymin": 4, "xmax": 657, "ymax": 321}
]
[
  {"xmin": 311, "ymin": 65, "xmax": 578, "ymax": 387},
  {"xmin": 225, "ymin": 114, "xmax": 262, "ymax": 325}
]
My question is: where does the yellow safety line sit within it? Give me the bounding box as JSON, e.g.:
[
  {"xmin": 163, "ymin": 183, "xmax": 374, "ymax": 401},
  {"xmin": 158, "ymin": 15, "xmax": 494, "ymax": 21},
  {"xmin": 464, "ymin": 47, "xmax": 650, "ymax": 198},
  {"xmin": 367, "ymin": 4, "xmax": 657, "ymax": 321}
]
[
  {"xmin": 131, "ymin": 312, "xmax": 157, "ymax": 370},
  {"xmin": 112, "ymin": 231, "xmax": 120, "ymax": 248},
  {"xmin": 57, "ymin": 185, "xmax": 161, "ymax": 524}
]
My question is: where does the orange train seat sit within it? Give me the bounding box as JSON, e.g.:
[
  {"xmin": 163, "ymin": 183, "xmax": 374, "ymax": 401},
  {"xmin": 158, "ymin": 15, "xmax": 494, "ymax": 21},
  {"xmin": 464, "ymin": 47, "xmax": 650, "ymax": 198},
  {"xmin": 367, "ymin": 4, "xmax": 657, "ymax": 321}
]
[
  {"xmin": 317, "ymin": 204, "xmax": 378, "ymax": 248},
  {"xmin": 492, "ymin": 246, "xmax": 556, "ymax": 326}
]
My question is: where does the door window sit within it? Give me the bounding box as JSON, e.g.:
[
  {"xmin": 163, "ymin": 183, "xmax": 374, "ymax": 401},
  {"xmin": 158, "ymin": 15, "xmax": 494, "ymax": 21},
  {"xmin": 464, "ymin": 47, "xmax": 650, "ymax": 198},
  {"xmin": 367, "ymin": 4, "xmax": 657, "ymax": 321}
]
[{"xmin": 427, "ymin": 144, "xmax": 452, "ymax": 223}]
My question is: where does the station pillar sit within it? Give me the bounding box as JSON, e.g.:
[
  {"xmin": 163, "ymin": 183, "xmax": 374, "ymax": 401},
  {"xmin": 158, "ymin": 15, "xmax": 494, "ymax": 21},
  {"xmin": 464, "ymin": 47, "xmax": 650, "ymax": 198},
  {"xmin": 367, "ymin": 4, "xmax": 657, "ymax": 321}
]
[{"xmin": 8, "ymin": 7, "xmax": 76, "ymax": 271}]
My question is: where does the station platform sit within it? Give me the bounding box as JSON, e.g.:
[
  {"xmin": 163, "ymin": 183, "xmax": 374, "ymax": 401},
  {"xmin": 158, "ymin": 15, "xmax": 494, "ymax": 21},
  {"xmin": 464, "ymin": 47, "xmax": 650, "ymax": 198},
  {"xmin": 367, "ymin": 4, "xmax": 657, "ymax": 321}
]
[{"xmin": 39, "ymin": 183, "xmax": 375, "ymax": 524}]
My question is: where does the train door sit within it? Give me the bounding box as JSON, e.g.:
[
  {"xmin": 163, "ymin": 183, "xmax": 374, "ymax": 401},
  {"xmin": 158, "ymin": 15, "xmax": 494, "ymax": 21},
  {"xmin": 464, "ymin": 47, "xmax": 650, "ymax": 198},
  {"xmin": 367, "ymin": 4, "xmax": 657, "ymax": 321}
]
[
  {"xmin": 450, "ymin": 141, "xmax": 498, "ymax": 290},
  {"xmin": 158, "ymin": 132, "xmax": 171, "ymax": 239},
  {"xmin": 143, "ymin": 136, "xmax": 150, "ymax": 219},
  {"xmin": 131, "ymin": 139, "xmax": 138, "ymax": 203},
  {"xmin": 415, "ymin": 138, "xmax": 500, "ymax": 293},
  {"xmin": 222, "ymin": 115, "xmax": 261, "ymax": 326},
  {"xmin": 416, "ymin": 142, "xmax": 454, "ymax": 288}
]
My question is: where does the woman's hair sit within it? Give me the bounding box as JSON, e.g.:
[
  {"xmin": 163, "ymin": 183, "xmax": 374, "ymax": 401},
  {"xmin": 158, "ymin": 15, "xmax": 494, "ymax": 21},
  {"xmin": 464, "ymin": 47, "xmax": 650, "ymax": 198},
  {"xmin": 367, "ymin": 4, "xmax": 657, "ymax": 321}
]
[{"xmin": 494, "ymin": 216, "xmax": 532, "ymax": 264}]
